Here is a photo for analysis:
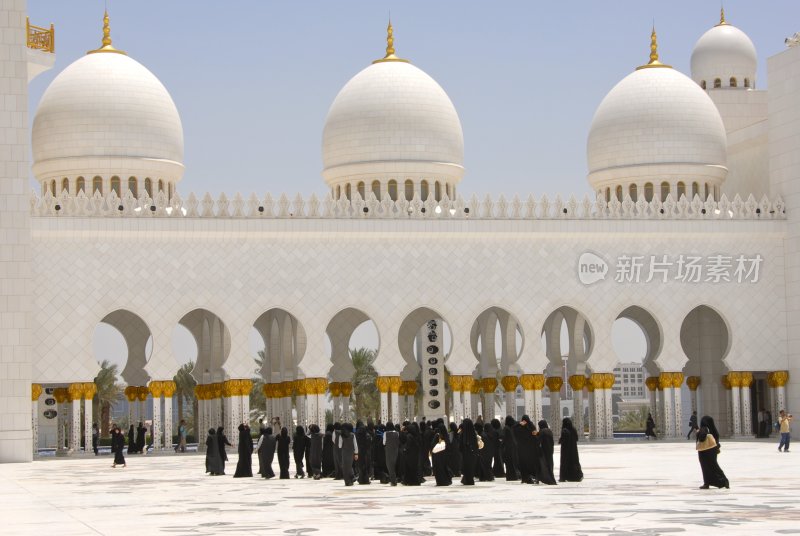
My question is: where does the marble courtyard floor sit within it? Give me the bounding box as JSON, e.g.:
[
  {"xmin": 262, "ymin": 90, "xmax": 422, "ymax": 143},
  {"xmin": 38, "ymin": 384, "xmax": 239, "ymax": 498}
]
[{"xmin": 0, "ymin": 440, "xmax": 797, "ymax": 535}]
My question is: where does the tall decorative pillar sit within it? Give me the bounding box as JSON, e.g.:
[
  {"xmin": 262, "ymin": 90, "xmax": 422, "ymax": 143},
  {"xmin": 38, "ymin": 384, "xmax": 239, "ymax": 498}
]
[
  {"xmin": 602, "ymin": 373, "xmax": 615, "ymax": 439},
  {"xmin": 586, "ymin": 377, "xmax": 596, "ymax": 439},
  {"xmin": 589, "ymin": 374, "xmax": 605, "ymax": 439},
  {"xmin": 223, "ymin": 380, "xmax": 239, "ymax": 434},
  {"xmin": 658, "ymin": 373, "xmax": 673, "ymax": 438},
  {"xmin": 294, "ymin": 380, "xmax": 306, "ymax": 427},
  {"xmin": 397, "ymin": 383, "xmax": 407, "ymax": 422},
  {"xmin": 501, "ymin": 375, "xmax": 519, "ymax": 419},
  {"xmin": 279, "ymin": 381, "xmax": 292, "ymax": 428},
  {"xmin": 124, "ymin": 386, "xmax": 137, "ymax": 427},
  {"xmin": 313, "ymin": 378, "xmax": 327, "ymax": 426},
  {"xmin": 376, "ymin": 377, "xmax": 391, "ymax": 423},
  {"xmin": 137, "ymin": 386, "xmax": 149, "ymax": 427},
  {"xmin": 162, "ymin": 381, "xmax": 176, "ymax": 450},
  {"xmin": 529, "ymin": 375, "xmax": 545, "ymax": 422},
  {"xmin": 340, "ymin": 382, "xmax": 353, "ymax": 423},
  {"xmin": 686, "ymin": 376, "xmax": 701, "ymax": 418},
  {"xmin": 773, "ymin": 371, "xmax": 789, "ymax": 413},
  {"xmin": 403, "ymin": 381, "xmax": 417, "ymax": 421},
  {"xmin": 481, "ymin": 378, "xmax": 498, "ymax": 421},
  {"xmin": 568, "ymin": 375, "xmax": 586, "ymax": 436},
  {"xmin": 149, "ymin": 381, "xmax": 163, "ymax": 451},
  {"xmin": 727, "ymin": 372, "xmax": 742, "ymax": 436},
  {"xmin": 388, "ymin": 377, "xmax": 402, "ymax": 424},
  {"xmin": 546, "ymin": 376, "xmax": 563, "ymax": 437},
  {"xmin": 721, "ymin": 375, "xmax": 733, "ymax": 436},
  {"xmin": 449, "ymin": 376, "xmax": 464, "ymax": 422},
  {"xmin": 31, "ymin": 384, "xmax": 42, "ymax": 456},
  {"xmin": 740, "ymin": 372, "xmax": 753, "ymax": 436},
  {"xmin": 671, "ymin": 373, "xmax": 684, "ymax": 439},
  {"xmin": 645, "ymin": 377, "xmax": 658, "ymax": 428},
  {"xmin": 195, "ymin": 385, "xmax": 206, "ymax": 452},
  {"xmin": 520, "ymin": 375, "xmax": 536, "ymax": 418},
  {"xmin": 53, "ymin": 388, "xmax": 68, "ymax": 454},
  {"xmin": 67, "ymin": 383, "xmax": 83, "ymax": 452},
  {"xmin": 469, "ymin": 379, "xmax": 482, "ymax": 420},
  {"xmin": 83, "ymin": 382, "xmax": 96, "ymax": 453},
  {"xmin": 462, "ymin": 377, "xmax": 475, "ymax": 420},
  {"xmin": 329, "ymin": 383, "xmax": 341, "ymax": 422}
]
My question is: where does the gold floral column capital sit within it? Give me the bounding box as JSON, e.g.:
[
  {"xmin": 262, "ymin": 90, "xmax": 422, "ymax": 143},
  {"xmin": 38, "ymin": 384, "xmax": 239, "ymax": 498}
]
[
  {"xmin": 387, "ymin": 376, "xmax": 402, "ymax": 394},
  {"xmin": 721, "ymin": 375, "xmax": 731, "ymax": 390},
  {"xmin": 658, "ymin": 372, "xmax": 673, "ymax": 390},
  {"xmin": 772, "ymin": 370, "xmax": 789, "ymax": 387},
  {"xmin": 329, "ymin": 382, "xmax": 341, "ymax": 397},
  {"xmin": 67, "ymin": 382, "xmax": 84, "ymax": 402},
  {"xmin": 670, "ymin": 372, "xmax": 684, "ymax": 389},
  {"xmin": 448, "ymin": 375, "xmax": 463, "ymax": 392},
  {"xmin": 520, "ymin": 374, "xmax": 545, "ymax": 390},
  {"xmin": 602, "ymin": 373, "xmax": 615, "ymax": 389},
  {"xmin": 340, "ymin": 382, "xmax": 353, "ymax": 398},
  {"xmin": 470, "ymin": 380, "xmax": 482, "ymax": 395},
  {"xmin": 645, "ymin": 377, "xmax": 659, "ymax": 392},
  {"xmin": 461, "ymin": 376, "xmax": 476, "ymax": 393},
  {"xmin": 403, "ymin": 381, "xmax": 417, "ymax": 396},
  {"xmin": 148, "ymin": 380, "xmax": 164, "ymax": 398},
  {"xmin": 739, "ymin": 372, "xmax": 753, "ymax": 388},
  {"xmin": 82, "ymin": 382, "xmax": 97, "ymax": 400},
  {"xmin": 161, "ymin": 380, "xmax": 176, "ymax": 398},
  {"xmin": 589, "ymin": 373, "xmax": 606, "ymax": 390},
  {"xmin": 568, "ymin": 375, "xmax": 586, "ymax": 391},
  {"xmin": 53, "ymin": 387, "xmax": 68, "ymax": 404},
  {"xmin": 31, "ymin": 383, "xmax": 42, "ymax": 401},
  {"xmin": 313, "ymin": 378, "xmax": 328, "ymax": 396},
  {"xmin": 686, "ymin": 376, "xmax": 701, "ymax": 391},
  {"xmin": 727, "ymin": 371, "xmax": 742, "ymax": 388},
  {"xmin": 481, "ymin": 377, "xmax": 499, "ymax": 393},
  {"xmin": 375, "ymin": 376, "xmax": 391, "ymax": 394},
  {"xmin": 501, "ymin": 375, "xmax": 519, "ymax": 392},
  {"xmin": 586, "ymin": 377, "xmax": 595, "ymax": 393},
  {"xmin": 125, "ymin": 386, "xmax": 138, "ymax": 402},
  {"xmin": 545, "ymin": 376, "xmax": 563, "ymax": 392}
]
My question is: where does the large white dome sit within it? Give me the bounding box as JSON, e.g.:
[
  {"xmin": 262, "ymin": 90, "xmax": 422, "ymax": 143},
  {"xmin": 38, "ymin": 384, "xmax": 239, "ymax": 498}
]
[
  {"xmin": 322, "ymin": 31, "xmax": 464, "ymax": 197},
  {"xmin": 587, "ymin": 61, "xmax": 727, "ymax": 196},
  {"xmin": 32, "ymin": 23, "xmax": 184, "ymax": 195},
  {"xmin": 691, "ymin": 14, "xmax": 757, "ymax": 90}
]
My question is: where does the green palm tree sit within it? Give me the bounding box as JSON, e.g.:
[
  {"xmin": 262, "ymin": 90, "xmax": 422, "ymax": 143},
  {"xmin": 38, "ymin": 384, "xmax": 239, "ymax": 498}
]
[
  {"xmin": 93, "ymin": 360, "xmax": 122, "ymax": 437},
  {"xmin": 350, "ymin": 347, "xmax": 378, "ymax": 421},
  {"xmin": 173, "ymin": 361, "xmax": 197, "ymax": 431}
]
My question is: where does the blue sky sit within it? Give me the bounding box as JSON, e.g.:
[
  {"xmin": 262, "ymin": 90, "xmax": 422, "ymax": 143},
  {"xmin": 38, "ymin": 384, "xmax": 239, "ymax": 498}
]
[{"xmin": 27, "ymin": 1, "xmax": 800, "ymax": 199}]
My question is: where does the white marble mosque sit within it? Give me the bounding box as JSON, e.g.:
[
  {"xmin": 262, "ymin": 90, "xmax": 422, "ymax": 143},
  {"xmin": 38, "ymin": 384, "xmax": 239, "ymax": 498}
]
[{"xmin": 1, "ymin": 2, "xmax": 799, "ymax": 463}]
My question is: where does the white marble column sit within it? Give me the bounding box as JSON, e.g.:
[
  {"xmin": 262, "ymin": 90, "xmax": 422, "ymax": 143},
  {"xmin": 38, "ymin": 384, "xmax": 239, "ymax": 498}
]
[
  {"xmin": 390, "ymin": 391, "xmax": 400, "ymax": 424},
  {"xmin": 523, "ymin": 389, "xmax": 534, "ymax": 419},
  {"xmin": 332, "ymin": 394, "xmax": 341, "ymax": 422},
  {"xmin": 307, "ymin": 391, "xmax": 318, "ymax": 426},
  {"xmin": 296, "ymin": 394, "xmax": 306, "ymax": 427},
  {"xmin": 471, "ymin": 391, "xmax": 481, "ymax": 420},
  {"xmin": 573, "ymin": 390, "xmax": 584, "ymax": 437},
  {"xmin": 587, "ymin": 388, "xmax": 596, "ymax": 440},
  {"xmin": 673, "ymin": 386, "xmax": 682, "ymax": 438},
  {"xmin": 533, "ymin": 389, "xmax": 543, "ymax": 423},
  {"xmin": 379, "ymin": 390, "xmax": 389, "ymax": 423},
  {"xmin": 197, "ymin": 397, "xmax": 207, "ymax": 452},
  {"xmin": 484, "ymin": 391, "xmax": 496, "ymax": 421},
  {"xmin": 31, "ymin": 398, "xmax": 39, "ymax": 456},
  {"xmin": 341, "ymin": 396, "xmax": 351, "ymax": 423},
  {"xmin": 776, "ymin": 385, "xmax": 787, "ymax": 414},
  {"xmin": 163, "ymin": 395, "xmax": 173, "ymax": 451},
  {"xmin": 549, "ymin": 390, "xmax": 561, "ymax": 437},
  {"xmin": 152, "ymin": 394, "xmax": 162, "ymax": 451},
  {"xmin": 730, "ymin": 386, "xmax": 742, "ymax": 436},
  {"xmin": 603, "ymin": 387, "xmax": 613, "ymax": 439},
  {"xmin": 406, "ymin": 394, "xmax": 415, "ymax": 422},
  {"xmin": 56, "ymin": 400, "xmax": 67, "ymax": 454},
  {"xmin": 592, "ymin": 388, "xmax": 605, "ymax": 439},
  {"xmin": 741, "ymin": 386, "xmax": 752, "ymax": 436},
  {"xmin": 661, "ymin": 386, "xmax": 674, "ymax": 438},
  {"xmin": 83, "ymin": 397, "xmax": 93, "ymax": 453},
  {"xmin": 462, "ymin": 390, "xmax": 472, "ymax": 422},
  {"xmin": 69, "ymin": 397, "xmax": 80, "ymax": 452},
  {"xmin": 242, "ymin": 393, "xmax": 251, "ymax": 428}
]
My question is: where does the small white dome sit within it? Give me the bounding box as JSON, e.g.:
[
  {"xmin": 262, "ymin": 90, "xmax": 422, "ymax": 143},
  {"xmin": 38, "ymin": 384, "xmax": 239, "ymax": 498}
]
[
  {"xmin": 587, "ymin": 66, "xmax": 727, "ymax": 192},
  {"xmin": 322, "ymin": 57, "xmax": 464, "ymax": 191},
  {"xmin": 32, "ymin": 43, "xmax": 184, "ymax": 189},
  {"xmin": 691, "ymin": 17, "xmax": 757, "ymax": 89}
]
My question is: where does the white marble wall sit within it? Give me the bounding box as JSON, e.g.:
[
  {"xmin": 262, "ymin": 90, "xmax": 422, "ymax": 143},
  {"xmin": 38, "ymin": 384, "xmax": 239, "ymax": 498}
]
[{"xmin": 0, "ymin": 0, "xmax": 32, "ymax": 463}]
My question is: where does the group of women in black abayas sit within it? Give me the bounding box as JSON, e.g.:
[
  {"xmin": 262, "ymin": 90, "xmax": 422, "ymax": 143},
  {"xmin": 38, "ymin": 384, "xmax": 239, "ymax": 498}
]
[
  {"xmin": 204, "ymin": 416, "xmax": 582, "ymax": 486},
  {"xmin": 126, "ymin": 422, "xmax": 148, "ymax": 454}
]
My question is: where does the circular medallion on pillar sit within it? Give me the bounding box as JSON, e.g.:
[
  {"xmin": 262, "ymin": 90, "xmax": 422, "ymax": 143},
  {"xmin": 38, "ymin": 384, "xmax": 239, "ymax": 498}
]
[
  {"xmin": 670, "ymin": 372, "xmax": 684, "ymax": 389},
  {"xmin": 645, "ymin": 377, "xmax": 658, "ymax": 392},
  {"xmin": 501, "ymin": 375, "xmax": 519, "ymax": 392},
  {"xmin": 686, "ymin": 376, "xmax": 701, "ymax": 391},
  {"xmin": 31, "ymin": 383, "xmax": 42, "ymax": 401}
]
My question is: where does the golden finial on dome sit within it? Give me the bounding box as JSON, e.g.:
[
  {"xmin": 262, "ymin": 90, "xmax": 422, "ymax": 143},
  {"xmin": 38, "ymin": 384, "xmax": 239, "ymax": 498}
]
[
  {"xmin": 87, "ymin": 10, "xmax": 127, "ymax": 55},
  {"xmin": 372, "ymin": 20, "xmax": 410, "ymax": 64},
  {"xmin": 636, "ymin": 25, "xmax": 672, "ymax": 70},
  {"xmin": 716, "ymin": 6, "xmax": 729, "ymax": 26}
]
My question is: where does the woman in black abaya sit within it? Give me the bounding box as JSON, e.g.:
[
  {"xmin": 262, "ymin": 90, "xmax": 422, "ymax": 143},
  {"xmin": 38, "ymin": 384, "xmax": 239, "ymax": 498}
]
[
  {"xmin": 233, "ymin": 423, "xmax": 253, "ymax": 477},
  {"xmin": 277, "ymin": 427, "xmax": 291, "ymax": 479},
  {"xmin": 292, "ymin": 425, "xmax": 307, "ymax": 478},
  {"xmin": 446, "ymin": 422, "xmax": 462, "ymax": 477},
  {"xmin": 475, "ymin": 422, "xmax": 494, "ymax": 482},
  {"xmin": 537, "ymin": 420, "xmax": 557, "ymax": 485},
  {"xmin": 127, "ymin": 425, "xmax": 136, "ymax": 454},
  {"xmin": 355, "ymin": 422, "xmax": 372, "ymax": 484},
  {"xmin": 514, "ymin": 415, "xmax": 539, "ymax": 484},
  {"xmin": 431, "ymin": 424, "xmax": 452, "ymax": 486},
  {"xmin": 308, "ymin": 424, "xmax": 324, "ymax": 480},
  {"xmin": 696, "ymin": 415, "xmax": 729, "ymax": 489},
  {"xmin": 205, "ymin": 428, "xmax": 222, "ymax": 476},
  {"xmin": 488, "ymin": 418, "xmax": 505, "ymax": 478},
  {"xmin": 111, "ymin": 426, "xmax": 126, "ymax": 467},
  {"xmin": 502, "ymin": 416, "xmax": 520, "ymax": 480},
  {"xmin": 322, "ymin": 424, "xmax": 335, "ymax": 477},
  {"xmin": 459, "ymin": 418, "xmax": 479, "ymax": 485},
  {"xmin": 256, "ymin": 427, "xmax": 276, "ymax": 478},
  {"xmin": 401, "ymin": 422, "xmax": 422, "ymax": 485},
  {"xmin": 135, "ymin": 422, "xmax": 146, "ymax": 454},
  {"xmin": 558, "ymin": 417, "xmax": 583, "ymax": 482},
  {"xmin": 645, "ymin": 413, "xmax": 657, "ymax": 440},
  {"xmin": 217, "ymin": 426, "xmax": 231, "ymax": 475},
  {"xmin": 339, "ymin": 423, "xmax": 357, "ymax": 486}
]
